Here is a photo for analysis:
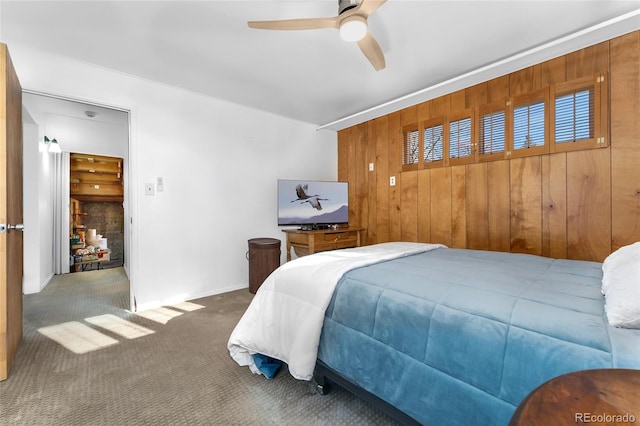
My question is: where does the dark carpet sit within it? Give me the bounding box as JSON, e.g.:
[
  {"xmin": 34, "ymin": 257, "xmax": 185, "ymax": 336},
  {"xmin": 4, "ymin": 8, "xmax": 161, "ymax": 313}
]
[{"xmin": 0, "ymin": 268, "xmax": 399, "ymax": 425}]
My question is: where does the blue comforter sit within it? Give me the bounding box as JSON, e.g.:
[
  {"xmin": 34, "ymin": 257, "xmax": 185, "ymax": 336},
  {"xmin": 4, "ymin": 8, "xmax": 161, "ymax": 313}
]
[{"xmin": 317, "ymin": 248, "xmax": 640, "ymax": 425}]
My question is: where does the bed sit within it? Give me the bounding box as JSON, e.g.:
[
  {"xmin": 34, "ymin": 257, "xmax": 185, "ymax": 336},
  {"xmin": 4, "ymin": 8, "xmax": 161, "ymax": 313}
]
[{"xmin": 228, "ymin": 242, "xmax": 640, "ymax": 425}]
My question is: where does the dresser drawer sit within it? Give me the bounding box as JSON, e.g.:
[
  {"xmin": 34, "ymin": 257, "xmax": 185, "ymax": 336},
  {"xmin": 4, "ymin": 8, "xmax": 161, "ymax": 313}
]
[
  {"xmin": 282, "ymin": 228, "xmax": 364, "ymax": 261},
  {"xmin": 330, "ymin": 231, "xmax": 358, "ymax": 248}
]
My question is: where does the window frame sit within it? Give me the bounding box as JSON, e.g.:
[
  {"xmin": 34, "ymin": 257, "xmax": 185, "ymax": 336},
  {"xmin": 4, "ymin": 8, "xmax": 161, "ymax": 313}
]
[
  {"xmin": 420, "ymin": 117, "xmax": 446, "ymax": 169},
  {"xmin": 507, "ymin": 88, "xmax": 549, "ymax": 159},
  {"xmin": 550, "ymin": 73, "xmax": 608, "ymax": 153},
  {"xmin": 447, "ymin": 110, "xmax": 475, "ymax": 166},
  {"xmin": 401, "ymin": 124, "xmax": 421, "ymax": 171},
  {"xmin": 477, "ymin": 101, "xmax": 508, "ymax": 163}
]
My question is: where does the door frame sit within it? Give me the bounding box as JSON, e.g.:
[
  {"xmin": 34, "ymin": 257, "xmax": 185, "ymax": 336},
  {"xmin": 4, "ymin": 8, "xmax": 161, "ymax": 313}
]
[{"xmin": 22, "ymin": 89, "xmax": 136, "ymax": 312}]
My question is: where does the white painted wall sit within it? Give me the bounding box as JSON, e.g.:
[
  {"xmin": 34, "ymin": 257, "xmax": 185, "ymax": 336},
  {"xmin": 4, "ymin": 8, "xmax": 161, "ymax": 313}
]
[
  {"xmin": 10, "ymin": 45, "xmax": 337, "ymax": 310},
  {"xmin": 21, "ymin": 106, "xmax": 55, "ymax": 294},
  {"xmin": 38, "ymin": 113, "xmax": 128, "ymax": 159}
]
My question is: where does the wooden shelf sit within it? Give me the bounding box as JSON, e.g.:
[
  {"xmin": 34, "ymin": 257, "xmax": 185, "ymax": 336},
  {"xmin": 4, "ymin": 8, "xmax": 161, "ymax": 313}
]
[{"xmin": 70, "ymin": 153, "xmax": 123, "ymax": 202}]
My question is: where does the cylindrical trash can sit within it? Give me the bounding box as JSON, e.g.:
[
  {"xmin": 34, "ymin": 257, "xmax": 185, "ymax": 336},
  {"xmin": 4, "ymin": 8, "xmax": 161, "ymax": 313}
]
[{"xmin": 247, "ymin": 238, "xmax": 281, "ymax": 294}]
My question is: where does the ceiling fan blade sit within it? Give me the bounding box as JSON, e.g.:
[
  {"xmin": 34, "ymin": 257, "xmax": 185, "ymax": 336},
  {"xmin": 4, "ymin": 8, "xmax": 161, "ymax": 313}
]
[
  {"xmin": 357, "ymin": 0, "xmax": 387, "ymax": 16},
  {"xmin": 248, "ymin": 17, "xmax": 338, "ymax": 31},
  {"xmin": 357, "ymin": 32, "xmax": 385, "ymax": 71}
]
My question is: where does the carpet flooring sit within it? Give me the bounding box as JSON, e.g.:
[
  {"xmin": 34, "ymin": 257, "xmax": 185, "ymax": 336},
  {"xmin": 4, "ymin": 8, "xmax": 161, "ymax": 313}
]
[{"xmin": 0, "ymin": 268, "xmax": 399, "ymax": 425}]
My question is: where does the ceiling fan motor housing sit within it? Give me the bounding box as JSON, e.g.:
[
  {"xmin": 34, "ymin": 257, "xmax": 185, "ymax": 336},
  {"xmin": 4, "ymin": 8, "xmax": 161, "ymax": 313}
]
[{"xmin": 339, "ymin": 0, "xmax": 359, "ymax": 15}]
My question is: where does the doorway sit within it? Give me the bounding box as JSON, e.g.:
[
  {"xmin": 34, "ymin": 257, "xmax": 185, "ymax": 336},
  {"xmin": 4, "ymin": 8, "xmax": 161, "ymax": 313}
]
[
  {"xmin": 22, "ymin": 92, "xmax": 131, "ymax": 307},
  {"xmin": 70, "ymin": 152, "xmax": 124, "ymax": 272}
]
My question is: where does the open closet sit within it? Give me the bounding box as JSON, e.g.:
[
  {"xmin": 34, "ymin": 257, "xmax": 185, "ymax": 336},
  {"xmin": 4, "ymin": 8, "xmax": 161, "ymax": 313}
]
[{"xmin": 69, "ymin": 153, "xmax": 124, "ymax": 271}]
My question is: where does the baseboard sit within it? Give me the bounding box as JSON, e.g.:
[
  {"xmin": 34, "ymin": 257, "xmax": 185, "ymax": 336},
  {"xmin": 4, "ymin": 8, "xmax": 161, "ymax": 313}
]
[
  {"xmin": 40, "ymin": 273, "xmax": 54, "ymax": 291},
  {"xmin": 134, "ymin": 283, "xmax": 248, "ymax": 312}
]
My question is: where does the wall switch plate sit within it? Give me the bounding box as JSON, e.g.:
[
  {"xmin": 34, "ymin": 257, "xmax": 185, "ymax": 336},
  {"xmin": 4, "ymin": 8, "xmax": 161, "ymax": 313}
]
[
  {"xmin": 390, "ymin": 176, "xmax": 396, "ymax": 186},
  {"xmin": 369, "ymin": 163, "xmax": 374, "ymax": 171},
  {"xmin": 145, "ymin": 183, "xmax": 155, "ymax": 195},
  {"xmin": 157, "ymin": 177, "xmax": 164, "ymax": 192}
]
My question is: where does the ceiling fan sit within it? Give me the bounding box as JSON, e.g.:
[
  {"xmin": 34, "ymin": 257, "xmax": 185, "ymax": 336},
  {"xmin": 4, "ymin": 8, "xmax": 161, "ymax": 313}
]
[{"xmin": 248, "ymin": 0, "xmax": 387, "ymax": 71}]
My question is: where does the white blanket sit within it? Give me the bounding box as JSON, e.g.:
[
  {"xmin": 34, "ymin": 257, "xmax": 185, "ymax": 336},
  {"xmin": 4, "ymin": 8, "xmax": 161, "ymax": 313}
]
[{"xmin": 227, "ymin": 242, "xmax": 445, "ymax": 380}]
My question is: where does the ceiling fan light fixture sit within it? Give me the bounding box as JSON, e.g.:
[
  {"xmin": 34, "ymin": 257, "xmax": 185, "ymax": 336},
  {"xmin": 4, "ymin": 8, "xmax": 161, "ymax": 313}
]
[{"xmin": 339, "ymin": 16, "xmax": 367, "ymax": 42}]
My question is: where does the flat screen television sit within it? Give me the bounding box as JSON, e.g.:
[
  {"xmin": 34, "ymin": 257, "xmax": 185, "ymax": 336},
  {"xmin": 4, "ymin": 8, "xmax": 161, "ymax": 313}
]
[{"xmin": 277, "ymin": 179, "xmax": 349, "ymax": 228}]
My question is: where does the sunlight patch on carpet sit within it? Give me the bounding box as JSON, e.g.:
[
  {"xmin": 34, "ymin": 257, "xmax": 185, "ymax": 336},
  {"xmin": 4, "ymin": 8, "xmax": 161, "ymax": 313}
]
[
  {"xmin": 38, "ymin": 321, "xmax": 119, "ymax": 354},
  {"xmin": 134, "ymin": 307, "xmax": 183, "ymax": 324},
  {"xmin": 85, "ymin": 314, "xmax": 155, "ymax": 339},
  {"xmin": 170, "ymin": 301, "xmax": 205, "ymax": 312}
]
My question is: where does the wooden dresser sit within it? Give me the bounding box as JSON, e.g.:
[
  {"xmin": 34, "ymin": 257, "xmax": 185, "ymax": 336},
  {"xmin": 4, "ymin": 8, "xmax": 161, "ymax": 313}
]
[{"xmin": 282, "ymin": 228, "xmax": 364, "ymax": 261}]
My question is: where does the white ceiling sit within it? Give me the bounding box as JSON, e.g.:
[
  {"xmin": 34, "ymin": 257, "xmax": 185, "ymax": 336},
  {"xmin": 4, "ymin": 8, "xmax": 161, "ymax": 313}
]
[{"xmin": 2, "ymin": 1, "xmax": 639, "ymax": 130}]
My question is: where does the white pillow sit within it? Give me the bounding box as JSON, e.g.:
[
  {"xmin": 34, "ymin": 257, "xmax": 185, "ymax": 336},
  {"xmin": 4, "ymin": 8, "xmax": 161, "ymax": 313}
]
[{"xmin": 601, "ymin": 242, "xmax": 640, "ymax": 329}]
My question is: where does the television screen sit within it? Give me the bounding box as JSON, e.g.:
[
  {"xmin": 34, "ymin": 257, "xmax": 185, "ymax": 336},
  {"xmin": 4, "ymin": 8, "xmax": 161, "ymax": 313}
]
[{"xmin": 277, "ymin": 179, "xmax": 349, "ymax": 226}]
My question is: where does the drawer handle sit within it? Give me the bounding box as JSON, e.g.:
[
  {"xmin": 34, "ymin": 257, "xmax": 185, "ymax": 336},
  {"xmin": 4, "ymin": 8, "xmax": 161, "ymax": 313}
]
[{"xmin": 334, "ymin": 236, "xmax": 340, "ymax": 242}]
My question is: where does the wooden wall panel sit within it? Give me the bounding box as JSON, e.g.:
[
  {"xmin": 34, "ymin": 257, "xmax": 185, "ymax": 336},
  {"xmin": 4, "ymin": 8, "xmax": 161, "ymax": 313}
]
[
  {"xmin": 566, "ymin": 41, "xmax": 609, "ymax": 80},
  {"xmin": 401, "ymin": 171, "xmax": 418, "ymax": 241},
  {"xmin": 465, "ymin": 163, "xmax": 488, "ymax": 249},
  {"xmin": 388, "ymin": 112, "xmax": 402, "ymax": 241},
  {"xmin": 354, "ymin": 123, "xmax": 369, "ymax": 230},
  {"xmin": 375, "ymin": 117, "xmax": 390, "ymax": 243},
  {"xmin": 610, "ymin": 32, "xmax": 640, "ymax": 251},
  {"xmin": 337, "ymin": 129, "xmax": 350, "ymax": 182},
  {"xmin": 451, "ymin": 166, "xmax": 466, "ymax": 248},
  {"xmin": 510, "ymin": 157, "xmax": 542, "ymax": 255},
  {"xmin": 541, "ymin": 56, "xmax": 566, "ymax": 86},
  {"xmin": 487, "ymin": 160, "xmax": 510, "ymax": 252},
  {"xmin": 366, "ymin": 122, "xmax": 377, "ymax": 245},
  {"xmin": 431, "ymin": 96, "xmax": 450, "ymax": 117},
  {"xmin": 450, "ymin": 91, "xmax": 466, "ymax": 112},
  {"xmin": 567, "ymin": 149, "xmax": 611, "ymax": 261},
  {"xmin": 417, "ymin": 100, "xmax": 430, "ymax": 122},
  {"xmin": 417, "ymin": 170, "xmax": 431, "ymax": 242},
  {"xmin": 430, "ymin": 168, "xmax": 452, "ymax": 246},
  {"xmin": 337, "ymin": 31, "xmax": 639, "ymax": 263},
  {"xmin": 510, "ymin": 65, "xmax": 542, "ymax": 95},
  {"xmin": 542, "ymin": 153, "xmax": 567, "ymax": 259},
  {"xmin": 465, "ymin": 82, "xmax": 488, "ymax": 109},
  {"xmin": 487, "ymin": 75, "xmax": 510, "ymax": 102}
]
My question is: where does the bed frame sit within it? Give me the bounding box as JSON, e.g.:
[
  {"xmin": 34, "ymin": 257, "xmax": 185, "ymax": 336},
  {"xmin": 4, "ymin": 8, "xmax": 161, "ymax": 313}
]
[{"xmin": 313, "ymin": 360, "xmax": 421, "ymax": 425}]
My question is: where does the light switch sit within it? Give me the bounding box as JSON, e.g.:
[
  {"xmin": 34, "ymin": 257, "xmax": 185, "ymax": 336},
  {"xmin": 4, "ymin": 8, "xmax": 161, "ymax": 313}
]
[
  {"xmin": 390, "ymin": 176, "xmax": 396, "ymax": 186},
  {"xmin": 145, "ymin": 183, "xmax": 155, "ymax": 196},
  {"xmin": 157, "ymin": 177, "xmax": 164, "ymax": 192},
  {"xmin": 369, "ymin": 163, "xmax": 374, "ymax": 171}
]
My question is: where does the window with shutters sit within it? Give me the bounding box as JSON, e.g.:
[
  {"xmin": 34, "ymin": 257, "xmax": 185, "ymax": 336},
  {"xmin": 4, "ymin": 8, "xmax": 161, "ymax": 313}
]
[
  {"xmin": 399, "ymin": 73, "xmax": 607, "ymax": 170},
  {"xmin": 423, "ymin": 119, "xmax": 445, "ymax": 168},
  {"xmin": 402, "ymin": 125, "xmax": 420, "ymax": 169},
  {"xmin": 555, "ymin": 88, "xmax": 592, "ymax": 142},
  {"xmin": 509, "ymin": 89, "xmax": 548, "ymax": 157},
  {"xmin": 448, "ymin": 114, "xmax": 473, "ymax": 165},
  {"xmin": 551, "ymin": 74, "xmax": 606, "ymax": 152},
  {"xmin": 478, "ymin": 102, "xmax": 506, "ymax": 162}
]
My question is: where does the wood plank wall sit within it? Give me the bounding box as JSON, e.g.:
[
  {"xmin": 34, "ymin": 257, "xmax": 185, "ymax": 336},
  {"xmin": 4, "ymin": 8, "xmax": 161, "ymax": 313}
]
[{"xmin": 338, "ymin": 31, "xmax": 640, "ymax": 262}]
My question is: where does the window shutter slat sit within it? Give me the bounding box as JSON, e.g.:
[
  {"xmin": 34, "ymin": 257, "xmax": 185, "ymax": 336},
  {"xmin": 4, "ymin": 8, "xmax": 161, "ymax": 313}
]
[
  {"xmin": 424, "ymin": 124, "xmax": 443, "ymax": 162},
  {"xmin": 514, "ymin": 100, "xmax": 545, "ymax": 150},
  {"xmin": 555, "ymin": 88, "xmax": 593, "ymax": 143},
  {"xmin": 480, "ymin": 110, "xmax": 505, "ymax": 155},
  {"xmin": 449, "ymin": 117, "xmax": 472, "ymax": 159},
  {"xmin": 403, "ymin": 129, "xmax": 420, "ymax": 165}
]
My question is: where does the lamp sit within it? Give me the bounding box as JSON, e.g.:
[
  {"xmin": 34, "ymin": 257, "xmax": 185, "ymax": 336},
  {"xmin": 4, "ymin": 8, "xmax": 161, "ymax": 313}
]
[
  {"xmin": 44, "ymin": 136, "xmax": 62, "ymax": 154},
  {"xmin": 339, "ymin": 15, "xmax": 367, "ymax": 42}
]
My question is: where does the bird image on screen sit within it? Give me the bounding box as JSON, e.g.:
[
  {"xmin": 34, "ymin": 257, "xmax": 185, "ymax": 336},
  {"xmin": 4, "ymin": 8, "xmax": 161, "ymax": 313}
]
[
  {"xmin": 277, "ymin": 180, "xmax": 349, "ymax": 227},
  {"xmin": 291, "ymin": 184, "xmax": 327, "ymax": 210}
]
